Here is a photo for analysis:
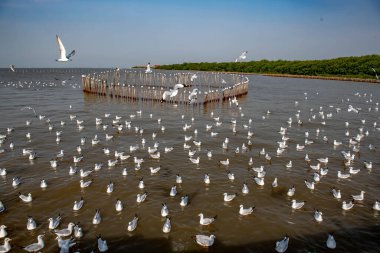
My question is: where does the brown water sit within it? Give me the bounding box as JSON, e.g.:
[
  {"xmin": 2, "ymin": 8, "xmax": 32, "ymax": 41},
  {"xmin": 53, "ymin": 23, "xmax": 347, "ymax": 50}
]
[{"xmin": 0, "ymin": 68, "xmax": 380, "ymax": 252}]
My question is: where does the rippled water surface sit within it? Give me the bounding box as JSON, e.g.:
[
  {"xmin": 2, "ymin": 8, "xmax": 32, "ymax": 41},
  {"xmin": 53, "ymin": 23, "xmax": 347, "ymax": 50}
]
[{"xmin": 0, "ymin": 69, "xmax": 380, "ymax": 252}]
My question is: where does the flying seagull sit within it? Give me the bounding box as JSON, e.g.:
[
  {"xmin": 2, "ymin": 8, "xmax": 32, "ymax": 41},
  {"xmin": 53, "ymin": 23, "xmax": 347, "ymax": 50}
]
[
  {"xmin": 161, "ymin": 83, "xmax": 186, "ymax": 102},
  {"xmin": 372, "ymin": 68, "xmax": 379, "ymax": 80},
  {"xmin": 9, "ymin": 65, "xmax": 15, "ymax": 72},
  {"xmin": 56, "ymin": 35, "xmax": 75, "ymax": 62},
  {"xmin": 235, "ymin": 51, "xmax": 248, "ymax": 62}
]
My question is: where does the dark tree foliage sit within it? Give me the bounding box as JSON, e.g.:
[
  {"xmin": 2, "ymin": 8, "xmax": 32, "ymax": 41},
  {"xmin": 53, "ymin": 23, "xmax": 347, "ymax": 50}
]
[{"xmin": 155, "ymin": 55, "xmax": 380, "ymax": 79}]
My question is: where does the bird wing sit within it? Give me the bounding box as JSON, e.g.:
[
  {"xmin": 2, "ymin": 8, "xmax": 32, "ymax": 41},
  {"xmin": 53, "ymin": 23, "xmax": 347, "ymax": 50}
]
[
  {"xmin": 162, "ymin": 90, "xmax": 172, "ymax": 100},
  {"xmin": 67, "ymin": 50, "xmax": 76, "ymax": 59},
  {"xmin": 56, "ymin": 35, "xmax": 67, "ymax": 59},
  {"xmin": 173, "ymin": 83, "xmax": 184, "ymax": 90}
]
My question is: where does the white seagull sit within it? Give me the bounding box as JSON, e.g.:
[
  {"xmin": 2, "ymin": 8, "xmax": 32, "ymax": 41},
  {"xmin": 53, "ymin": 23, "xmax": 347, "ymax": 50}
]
[
  {"xmin": 198, "ymin": 213, "xmax": 217, "ymax": 225},
  {"xmin": 235, "ymin": 51, "xmax": 248, "ymax": 62},
  {"xmin": 97, "ymin": 235, "xmax": 108, "ymax": 252},
  {"xmin": 275, "ymin": 235, "xmax": 289, "ymax": 253},
  {"xmin": 326, "ymin": 233, "xmax": 336, "ymax": 249},
  {"xmin": 162, "ymin": 83, "xmax": 185, "ymax": 102},
  {"xmin": 23, "ymin": 235, "xmax": 44, "ymax": 252},
  {"xmin": 195, "ymin": 234, "xmax": 216, "ymax": 247},
  {"xmin": 145, "ymin": 62, "xmax": 152, "ymax": 73},
  {"xmin": 56, "ymin": 35, "xmax": 75, "ymax": 62},
  {"xmin": 0, "ymin": 238, "xmax": 11, "ymax": 253}
]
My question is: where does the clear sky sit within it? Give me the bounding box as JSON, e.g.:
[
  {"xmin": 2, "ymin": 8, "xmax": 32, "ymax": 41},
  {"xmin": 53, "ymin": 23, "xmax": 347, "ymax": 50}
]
[{"xmin": 0, "ymin": 0, "xmax": 379, "ymax": 68}]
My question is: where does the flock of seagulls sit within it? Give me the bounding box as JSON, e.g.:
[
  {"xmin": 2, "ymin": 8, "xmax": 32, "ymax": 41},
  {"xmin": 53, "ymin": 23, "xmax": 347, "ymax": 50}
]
[{"xmin": 0, "ymin": 68, "xmax": 379, "ymax": 252}]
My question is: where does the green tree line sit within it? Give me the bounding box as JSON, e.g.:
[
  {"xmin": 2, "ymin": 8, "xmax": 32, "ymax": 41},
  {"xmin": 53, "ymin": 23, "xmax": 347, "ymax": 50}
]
[{"xmin": 155, "ymin": 55, "xmax": 380, "ymax": 79}]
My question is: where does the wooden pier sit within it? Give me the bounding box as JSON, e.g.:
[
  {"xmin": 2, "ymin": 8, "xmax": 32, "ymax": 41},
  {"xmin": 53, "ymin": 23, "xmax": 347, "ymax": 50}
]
[{"xmin": 82, "ymin": 69, "xmax": 249, "ymax": 105}]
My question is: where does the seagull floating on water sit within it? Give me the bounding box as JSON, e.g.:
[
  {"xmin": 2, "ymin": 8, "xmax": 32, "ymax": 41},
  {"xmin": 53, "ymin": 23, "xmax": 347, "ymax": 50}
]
[
  {"xmin": 195, "ymin": 234, "xmax": 216, "ymax": 247},
  {"xmin": 23, "ymin": 235, "xmax": 45, "ymax": 252},
  {"xmin": 239, "ymin": 204, "xmax": 255, "ymax": 215},
  {"xmin": 326, "ymin": 233, "xmax": 336, "ymax": 249},
  {"xmin": 275, "ymin": 235, "xmax": 289, "ymax": 253},
  {"xmin": 55, "ymin": 222, "xmax": 75, "ymax": 237},
  {"xmin": 97, "ymin": 234, "xmax": 108, "ymax": 252},
  {"xmin": 127, "ymin": 214, "xmax": 139, "ymax": 231},
  {"xmin": 198, "ymin": 213, "xmax": 217, "ymax": 225},
  {"xmin": 0, "ymin": 238, "xmax": 11, "ymax": 253}
]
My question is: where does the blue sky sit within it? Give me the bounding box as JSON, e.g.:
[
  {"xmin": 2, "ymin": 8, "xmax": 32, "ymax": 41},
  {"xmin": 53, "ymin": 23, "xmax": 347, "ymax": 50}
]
[{"xmin": 0, "ymin": 0, "xmax": 379, "ymax": 67}]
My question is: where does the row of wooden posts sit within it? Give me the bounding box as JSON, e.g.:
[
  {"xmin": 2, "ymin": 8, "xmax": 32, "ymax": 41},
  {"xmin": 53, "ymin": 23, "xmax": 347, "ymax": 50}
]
[{"xmin": 81, "ymin": 70, "xmax": 249, "ymax": 105}]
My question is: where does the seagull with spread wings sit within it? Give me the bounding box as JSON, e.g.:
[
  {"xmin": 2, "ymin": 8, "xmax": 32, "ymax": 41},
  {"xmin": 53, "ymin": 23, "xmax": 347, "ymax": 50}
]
[
  {"xmin": 56, "ymin": 35, "xmax": 76, "ymax": 62},
  {"xmin": 235, "ymin": 51, "xmax": 248, "ymax": 62}
]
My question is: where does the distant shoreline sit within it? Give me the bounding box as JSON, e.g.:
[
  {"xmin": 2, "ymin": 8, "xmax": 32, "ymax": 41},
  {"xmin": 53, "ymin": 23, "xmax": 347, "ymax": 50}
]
[{"xmin": 260, "ymin": 73, "xmax": 380, "ymax": 83}]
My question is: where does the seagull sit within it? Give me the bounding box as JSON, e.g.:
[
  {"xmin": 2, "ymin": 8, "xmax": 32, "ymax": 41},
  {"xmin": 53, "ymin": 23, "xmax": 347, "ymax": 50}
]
[
  {"xmin": 73, "ymin": 224, "xmax": 83, "ymax": 239},
  {"xmin": 0, "ymin": 202, "xmax": 4, "ymax": 213},
  {"xmin": 287, "ymin": 186, "xmax": 295, "ymax": 197},
  {"xmin": 80, "ymin": 169, "xmax": 93, "ymax": 178},
  {"xmin": 92, "ymin": 209, "xmax": 101, "ymax": 224},
  {"xmin": 23, "ymin": 235, "xmax": 44, "ymax": 252},
  {"xmin": 275, "ymin": 235, "xmax": 289, "ymax": 253},
  {"xmin": 195, "ymin": 234, "xmax": 216, "ymax": 247},
  {"xmin": 314, "ymin": 209, "xmax": 323, "ymax": 222},
  {"xmin": 272, "ymin": 177, "xmax": 278, "ymax": 188},
  {"xmin": 12, "ymin": 177, "xmax": 21, "ymax": 187},
  {"xmin": 342, "ymin": 200, "xmax": 354, "ymax": 210},
  {"xmin": 337, "ymin": 171, "xmax": 350, "ymax": 179},
  {"xmin": 220, "ymin": 158, "xmax": 229, "ymax": 166},
  {"xmin": 127, "ymin": 214, "xmax": 139, "ymax": 231},
  {"xmin": 56, "ymin": 35, "xmax": 75, "ymax": 62},
  {"xmin": 0, "ymin": 225, "xmax": 7, "ymax": 238},
  {"xmin": 161, "ymin": 83, "xmax": 185, "ymax": 102},
  {"xmin": 137, "ymin": 192, "xmax": 147, "ymax": 203},
  {"xmin": 190, "ymin": 73, "xmax": 198, "ymax": 82},
  {"xmin": 26, "ymin": 217, "xmax": 36, "ymax": 230},
  {"xmin": 48, "ymin": 214, "xmax": 62, "ymax": 229},
  {"xmin": 0, "ymin": 169, "xmax": 6, "ymax": 176},
  {"xmin": 239, "ymin": 204, "xmax": 255, "ymax": 215},
  {"xmin": 326, "ymin": 233, "xmax": 336, "ymax": 249},
  {"xmin": 56, "ymin": 235, "xmax": 76, "ymax": 253},
  {"xmin": 291, "ymin": 199, "xmax": 305, "ymax": 209},
  {"xmin": 115, "ymin": 199, "xmax": 123, "ymax": 212},
  {"xmin": 332, "ymin": 187, "xmax": 341, "ymax": 199},
  {"xmin": 145, "ymin": 62, "xmax": 152, "ymax": 73},
  {"xmin": 235, "ymin": 51, "xmax": 248, "ymax": 62},
  {"xmin": 180, "ymin": 195, "xmax": 189, "ymax": 206},
  {"xmin": 9, "ymin": 65, "xmax": 15, "ymax": 72},
  {"xmin": 19, "ymin": 192, "xmax": 32, "ymax": 203},
  {"xmin": 304, "ymin": 180, "xmax": 315, "ymax": 190},
  {"xmin": 170, "ymin": 185, "xmax": 177, "ymax": 197},
  {"xmin": 351, "ymin": 190, "xmax": 365, "ymax": 201},
  {"xmin": 188, "ymin": 88, "xmax": 198, "ymax": 101},
  {"xmin": 0, "ymin": 238, "xmax": 11, "ymax": 253},
  {"xmin": 80, "ymin": 179, "xmax": 92, "ymax": 188},
  {"xmin": 176, "ymin": 174, "xmax": 182, "ymax": 184},
  {"xmin": 223, "ymin": 192, "xmax": 237, "ymax": 202},
  {"xmin": 73, "ymin": 197, "xmax": 84, "ymax": 211},
  {"xmin": 203, "ymin": 173, "xmax": 211, "ymax": 184},
  {"xmin": 97, "ymin": 235, "xmax": 108, "ymax": 252},
  {"xmin": 162, "ymin": 217, "xmax": 171, "ymax": 233},
  {"xmin": 54, "ymin": 223, "xmax": 75, "ymax": 237},
  {"xmin": 373, "ymin": 200, "xmax": 380, "ymax": 211},
  {"xmin": 198, "ymin": 213, "xmax": 217, "ymax": 225},
  {"xmin": 161, "ymin": 203, "xmax": 169, "ymax": 217}
]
